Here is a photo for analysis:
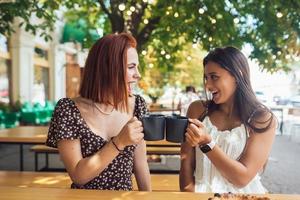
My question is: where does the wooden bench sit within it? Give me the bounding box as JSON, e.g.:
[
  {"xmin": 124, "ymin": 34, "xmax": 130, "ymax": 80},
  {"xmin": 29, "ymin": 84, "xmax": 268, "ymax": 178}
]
[
  {"xmin": 30, "ymin": 145, "xmax": 181, "ymax": 171},
  {"xmin": 0, "ymin": 171, "xmax": 179, "ymax": 191}
]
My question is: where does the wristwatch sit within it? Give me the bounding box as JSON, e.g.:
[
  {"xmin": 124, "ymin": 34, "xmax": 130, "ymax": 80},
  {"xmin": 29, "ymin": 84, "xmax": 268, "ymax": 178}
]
[{"xmin": 199, "ymin": 140, "xmax": 216, "ymax": 153}]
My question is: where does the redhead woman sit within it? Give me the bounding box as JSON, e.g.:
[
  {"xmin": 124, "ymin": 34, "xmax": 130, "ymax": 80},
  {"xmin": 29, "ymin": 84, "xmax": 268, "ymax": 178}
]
[{"xmin": 46, "ymin": 33, "xmax": 151, "ymax": 191}]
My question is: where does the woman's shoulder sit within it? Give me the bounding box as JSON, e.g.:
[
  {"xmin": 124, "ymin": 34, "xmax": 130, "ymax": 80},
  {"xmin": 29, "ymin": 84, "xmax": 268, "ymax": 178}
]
[
  {"xmin": 53, "ymin": 97, "xmax": 78, "ymax": 114},
  {"xmin": 249, "ymin": 107, "xmax": 277, "ymax": 134},
  {"xmin": 186, "ymin": 100, "xmax": 208, "ymax": 118},
  {"xmin": 56, "ymin": 97, "xmax": 74, "ymax": 106},
  {"xmin": 134, "ymin": 94, "xmax": 146, "ymax": 103}
]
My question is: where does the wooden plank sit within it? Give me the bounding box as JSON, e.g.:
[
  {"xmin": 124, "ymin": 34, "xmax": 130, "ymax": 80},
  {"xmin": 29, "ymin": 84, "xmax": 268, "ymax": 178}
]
[
  {"xmin": 0, "ymin": 126, "xmax": 48, "ymax": 144},
  {"xmin": 30, "ymin": 145, "xmax": 181, "ymax": 155},
  {"xmin": 146, "ymin": 140, "xmax": 181, "ymax": 147},
  {"xmin": 0, "ymin": 171, "xmax": 179, "ymax": 191},
  {"xmin": 0, "ymin": 186, "xmax": 299, "ymax": 200}
]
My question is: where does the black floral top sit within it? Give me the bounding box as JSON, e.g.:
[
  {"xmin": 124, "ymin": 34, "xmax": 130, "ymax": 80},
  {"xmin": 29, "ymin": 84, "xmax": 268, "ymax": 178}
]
[{"xmin": 46, "ymin": 95, "xmax": 148, "ymax": 190}]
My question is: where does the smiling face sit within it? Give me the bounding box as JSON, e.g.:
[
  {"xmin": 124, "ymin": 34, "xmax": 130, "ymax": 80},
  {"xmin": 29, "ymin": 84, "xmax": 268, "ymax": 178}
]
[
  {"xmin": 126, "ymin": 47, "xmax": 141, "ymax": 95},
  {"xmin": 204, "ymin": 61, "xmax": 237, "ymax": 105}
]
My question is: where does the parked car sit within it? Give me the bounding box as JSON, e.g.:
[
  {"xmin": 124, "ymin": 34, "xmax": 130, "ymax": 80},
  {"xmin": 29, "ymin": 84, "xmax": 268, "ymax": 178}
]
[
  {"xmin": 255, "ymin": 91, "xmax": 268, "ymax": 103},
  {"xmin": 273, "ymin": 95, "xmax": 290, "ymax": 106},
  {"xmin": 290, "ymin": 95, "xmax": 300, "ymax": 107}
]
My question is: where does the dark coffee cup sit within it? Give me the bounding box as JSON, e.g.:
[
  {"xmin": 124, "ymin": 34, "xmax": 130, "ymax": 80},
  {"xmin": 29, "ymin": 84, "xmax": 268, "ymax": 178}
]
[
  {"xmin": 166, "ymin": 116, "xmax": 188, "ymax": 143},
  {"xmin": 142, "ymin": 114, "xmax": 165, "ymax": 141}
]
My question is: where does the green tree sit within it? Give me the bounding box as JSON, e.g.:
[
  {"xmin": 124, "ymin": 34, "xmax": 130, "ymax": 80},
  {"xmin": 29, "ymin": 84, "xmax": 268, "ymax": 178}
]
[
  {"xmin": 0, "ymin": 0, "xmax": 60, "ymax": 41},
  {"xmin": 1, "ymin": 0, "xmax": 299, "ymax": 72}
]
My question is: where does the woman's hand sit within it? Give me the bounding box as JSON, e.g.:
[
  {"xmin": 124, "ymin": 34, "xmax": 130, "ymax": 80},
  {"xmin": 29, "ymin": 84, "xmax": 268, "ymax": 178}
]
[
  {"xmin": 185, "ymin": 118, "xmax": 211, "ymax": 147},
  {"xmin": 114, "ymin": 117, "xmax": 144, "ymax": 150}
]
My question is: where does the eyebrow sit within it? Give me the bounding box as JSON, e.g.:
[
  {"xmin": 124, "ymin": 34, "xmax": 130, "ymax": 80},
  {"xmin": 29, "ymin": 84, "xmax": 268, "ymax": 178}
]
[{"xmin": 205, "ymin": 72, "xmax": 218, "ymax": 75}]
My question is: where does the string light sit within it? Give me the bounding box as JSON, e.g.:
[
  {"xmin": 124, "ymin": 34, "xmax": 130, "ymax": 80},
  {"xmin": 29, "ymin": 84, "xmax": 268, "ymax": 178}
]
[
  {"xmin": 143, "ymin": 19, "xmax": 149, "ymax": 24},
  {"xmin": 127, "ymin": 10, "xmax": 132, "ymax": 15},
  {"xmin": 187, "ymin": 56, "xmax": 192, "ymax": 61},
  {"xmin": 118, "ymin": 4, "xmax": 125, "ymax": 11},
  {"xmin": 198, "ymin": 8, "xmax": 205, "ymax": 14},
  {"xmin": 166, "ymin": 11, "xmax": 170, "ymax": 15},
  {"xmin": 130, "ymin": 6, "xmax": 135, "ymax": 12},
  {"xmin": 142, "ymin": 50, "xmax": 147, "ymax": 55},
  {"xmin": 208, "ymin": 37, "xmax": 212, "ymax": 41},
  {"xmin": 174, "ymin": 12, "xmax": 179, "ymax": 18},
  {"xmin": 165, "ymin": 54, "xmax": 171, "ymax": 59},
  {"xmin": 234, "ymin": 18, "xmax": 239, "ymax": 24},
  {"xmin": 276, "ymin": 12, "xmax": 283, "ymax": 18},
  {"xmin": 149, "ymin": 63, "xmax": 154, "ymax": 68},
  {"xmin": 211, "ymin": 18, "xmax": 216, "ymax": 24},
  {"xmin": 160, "ymin": 50, "xmax": 166, "ymax": 55}
]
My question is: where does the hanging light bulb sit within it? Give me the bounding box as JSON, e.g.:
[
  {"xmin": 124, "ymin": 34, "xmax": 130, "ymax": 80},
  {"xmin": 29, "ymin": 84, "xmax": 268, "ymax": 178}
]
[
  {"xmin": 130, "ymin": 6, "xmax": 135, "ymax": 12},
  {"xmin": 127, "ymin": 10, "xmax": 132, "ymax": 16},
  {"xmin": 118, "ymin": 4, "xmax": 125, "ymax": 11},
  {"xmin": 143, "ymin": 19, "xmax": 149, "ymax": 24},
  {"xmin": 276, "ymin": 12, "xmax": 283, "ymax": 18},
  {"xmin": 233, "ymin": 18, "xmax": 239, "ymax": 24},
  {"xmin": 198, "ymin": 8, "xmax": 205, "ymax": 14}
]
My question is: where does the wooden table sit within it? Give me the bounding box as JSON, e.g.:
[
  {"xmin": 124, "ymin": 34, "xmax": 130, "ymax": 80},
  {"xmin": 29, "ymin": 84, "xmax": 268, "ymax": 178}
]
[
  {"xmin": 0, "ymin": 126, "xmax": 180, "ymax": 171},
  {"xmin": 0, "ymin": 126, "xmax": 48, "ymax": 170},
  {"xmin": 146, "ymin": 140, "xmax": 180, "ymax": 147},
  {"xmin": 0, "ymin": 127, "xmax": 177, "ymax": 147},
  {"xmin": 0, "ymin": 186, "xmax": 299, "ymax": 200},
  {"xmin": 0, "ymin": 126, "xmax": 48, "ymax": 144},
  {"xmin": 0, "ymin": 171, "xmax": 179, "ymax": 191},
  {"xmin": 149, "ymin": 107, "xmax": 180, "ymax": 113}
]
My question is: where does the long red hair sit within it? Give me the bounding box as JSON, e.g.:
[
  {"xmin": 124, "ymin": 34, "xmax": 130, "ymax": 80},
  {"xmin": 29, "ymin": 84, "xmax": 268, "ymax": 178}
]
[{"xmin": 79, "ymin": 33, "xmax": 137, "ymax": 112}]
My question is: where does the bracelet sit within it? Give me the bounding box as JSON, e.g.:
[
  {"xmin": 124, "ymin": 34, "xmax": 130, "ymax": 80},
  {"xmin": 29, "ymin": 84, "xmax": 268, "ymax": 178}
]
[{"xmin": 111, "ymin": 137, "xmax": 123, "ymax": 153}]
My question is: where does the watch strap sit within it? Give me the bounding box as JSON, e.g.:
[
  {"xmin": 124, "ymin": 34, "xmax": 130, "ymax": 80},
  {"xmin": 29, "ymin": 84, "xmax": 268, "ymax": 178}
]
[{"xmin": 199, "ymin": 140, "xmax": 216, "ymax": 153}]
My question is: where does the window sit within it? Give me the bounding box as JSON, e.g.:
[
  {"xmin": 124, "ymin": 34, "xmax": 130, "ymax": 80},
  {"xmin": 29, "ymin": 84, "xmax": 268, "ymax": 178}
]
[
  {"xmin": 0, "ymin": 34, "xmax": 10, "ymax": 103},
  {"xmin": 33, "ymin": 46, "xmax": 49, "ymax": 104}
]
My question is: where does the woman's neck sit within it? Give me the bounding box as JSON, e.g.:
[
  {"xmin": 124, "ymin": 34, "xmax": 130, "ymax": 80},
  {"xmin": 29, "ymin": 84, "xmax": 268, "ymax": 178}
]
[{"xmin": 218, "ymin": 100, "xmax": 238, "ymax": 119}]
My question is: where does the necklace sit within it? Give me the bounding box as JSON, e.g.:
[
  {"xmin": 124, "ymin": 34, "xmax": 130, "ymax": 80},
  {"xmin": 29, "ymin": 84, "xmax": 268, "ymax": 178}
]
[{"xmin": 94, "ymin": 103, "xmax": 115, "ymax": 115}]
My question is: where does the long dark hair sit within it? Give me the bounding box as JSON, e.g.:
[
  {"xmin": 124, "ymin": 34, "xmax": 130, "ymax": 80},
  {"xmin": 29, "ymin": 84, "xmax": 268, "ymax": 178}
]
[
  {"xmin": 79, "ymin": 33, "xmax": 137, "ymax": 113},
  {"xmin": 203, "ymin": 46, "xmax": 273, "ymax": 133}
]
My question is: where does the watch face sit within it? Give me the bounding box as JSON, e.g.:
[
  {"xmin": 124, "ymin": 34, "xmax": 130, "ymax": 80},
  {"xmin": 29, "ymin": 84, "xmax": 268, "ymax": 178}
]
[{"xmin": 200, "ymin": 144, "xmax": 211, "ymax": 153}]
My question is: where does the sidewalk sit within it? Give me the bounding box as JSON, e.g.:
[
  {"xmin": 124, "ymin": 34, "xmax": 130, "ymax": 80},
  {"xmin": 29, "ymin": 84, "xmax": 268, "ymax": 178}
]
[
  {"xmin": 261, "ymin": 135, "xmax": 300, "ymax": 194},
  {"xmin": 0, "ymin": 135, "xmax": 299, "ymax": 194}
]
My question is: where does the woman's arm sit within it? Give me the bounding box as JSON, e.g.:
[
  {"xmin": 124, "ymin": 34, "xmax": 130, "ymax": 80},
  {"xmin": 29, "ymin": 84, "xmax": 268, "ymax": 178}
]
[
  {"xmin": 58, "ymin": 138, "xmax": 121, "ymax": 185},
  {"xmin": 180, "ymin": 141, "xmax": 195, "ymax": 191},
  {"xmin": 187, "ymin": 113, "xmax": 277, "ymax": 188},
  {"xmin": 207, "ymin": 116, "xmax": 276, "ymax": 187},
  {"xmin": 133, "ymin": 139, "xmax": 151, "ymax": 191},
  {"xmin": 58, "ymin": 117, "xmax": 144, "ymax": 185},
  {"xmin": 179, "ymin": 100, "xmax": 206, "ymax": 192}
]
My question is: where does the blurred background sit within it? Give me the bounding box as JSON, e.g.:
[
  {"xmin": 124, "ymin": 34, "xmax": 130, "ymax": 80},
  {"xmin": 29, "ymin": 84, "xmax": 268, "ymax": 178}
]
[{"xmin": 0, "ymin": 0, "xmax": 299, "ymax": 194}]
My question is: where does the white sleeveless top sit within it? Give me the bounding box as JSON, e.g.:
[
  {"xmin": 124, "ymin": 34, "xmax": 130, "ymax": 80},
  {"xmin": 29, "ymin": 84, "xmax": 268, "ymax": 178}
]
[{"xmin": 194, "ymin": 116, "xmax": 267, "ymax": 193}]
